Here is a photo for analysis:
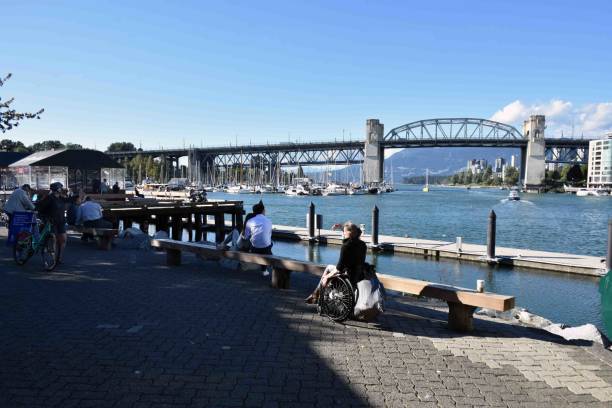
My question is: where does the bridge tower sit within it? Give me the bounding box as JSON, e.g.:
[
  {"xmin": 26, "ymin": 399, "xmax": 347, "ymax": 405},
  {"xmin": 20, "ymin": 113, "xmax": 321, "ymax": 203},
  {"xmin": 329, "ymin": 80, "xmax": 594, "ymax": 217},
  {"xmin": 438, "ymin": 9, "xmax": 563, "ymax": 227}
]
[
  {"xmin": 363, "ymin": 119, "xmax": 384, "ymax": 184},
  {"xmin": 521, "ymin": 115, "xmax": 546, "ymax": 191}
]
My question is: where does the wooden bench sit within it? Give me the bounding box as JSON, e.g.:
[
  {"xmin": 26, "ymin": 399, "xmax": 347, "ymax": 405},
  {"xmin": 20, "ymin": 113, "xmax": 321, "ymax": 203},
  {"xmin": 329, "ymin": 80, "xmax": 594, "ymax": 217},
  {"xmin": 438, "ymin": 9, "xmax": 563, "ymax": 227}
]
[
  {"xmin": 151, "ymin": 238, "xmax": 515, "ymax": 332},
  {"xmin": 71, "ymin": 226, "xmax": 118, "ymax": 250}
]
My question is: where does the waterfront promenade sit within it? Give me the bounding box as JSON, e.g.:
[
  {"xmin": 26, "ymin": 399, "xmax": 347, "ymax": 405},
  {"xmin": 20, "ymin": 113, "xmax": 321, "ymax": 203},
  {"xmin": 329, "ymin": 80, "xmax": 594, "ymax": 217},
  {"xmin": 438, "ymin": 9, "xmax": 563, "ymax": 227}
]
[{"xmin": 2, "ymin": 229, "xmax": 612, "ymax": 407}]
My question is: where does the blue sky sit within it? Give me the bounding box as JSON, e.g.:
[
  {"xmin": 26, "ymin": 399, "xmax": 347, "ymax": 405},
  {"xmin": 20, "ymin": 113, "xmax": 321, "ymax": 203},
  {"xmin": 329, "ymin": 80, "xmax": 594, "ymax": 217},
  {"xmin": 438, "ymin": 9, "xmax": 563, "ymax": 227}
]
[{"xmin": 3, "ymin": 0, "xmax": 612, "ymax": 149}]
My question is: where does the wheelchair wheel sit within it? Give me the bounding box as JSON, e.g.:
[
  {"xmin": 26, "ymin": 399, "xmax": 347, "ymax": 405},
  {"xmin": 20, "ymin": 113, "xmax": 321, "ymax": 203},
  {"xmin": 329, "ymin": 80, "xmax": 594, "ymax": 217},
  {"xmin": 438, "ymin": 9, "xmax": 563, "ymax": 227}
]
[{"xmin": 318, "ymin": 275, "xmax": 355, "ymax": 323}]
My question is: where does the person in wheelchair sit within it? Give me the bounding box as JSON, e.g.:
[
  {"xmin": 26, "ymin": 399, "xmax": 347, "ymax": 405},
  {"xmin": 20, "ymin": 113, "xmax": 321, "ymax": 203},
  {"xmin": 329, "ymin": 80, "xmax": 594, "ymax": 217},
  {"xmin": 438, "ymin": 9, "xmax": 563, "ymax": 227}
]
[{"xmin": 305, "ymin": 221, "xmax": 367, "ymax": 304}]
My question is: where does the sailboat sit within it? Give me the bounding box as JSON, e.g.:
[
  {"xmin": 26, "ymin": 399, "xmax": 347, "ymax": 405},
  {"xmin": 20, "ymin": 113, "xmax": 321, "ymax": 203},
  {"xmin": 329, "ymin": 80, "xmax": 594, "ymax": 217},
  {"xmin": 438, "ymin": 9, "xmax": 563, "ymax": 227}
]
[{"xmin": 422, "ymin": 168, "xmax": 430, "ymax": 192}]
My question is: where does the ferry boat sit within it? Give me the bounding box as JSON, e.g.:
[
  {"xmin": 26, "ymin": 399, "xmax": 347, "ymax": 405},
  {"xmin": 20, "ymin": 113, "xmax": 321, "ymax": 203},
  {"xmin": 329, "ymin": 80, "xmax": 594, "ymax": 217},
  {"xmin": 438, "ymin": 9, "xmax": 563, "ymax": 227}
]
[{"xmin": 507, "ymin": 188, "xmax": 520, "ymax": 201}]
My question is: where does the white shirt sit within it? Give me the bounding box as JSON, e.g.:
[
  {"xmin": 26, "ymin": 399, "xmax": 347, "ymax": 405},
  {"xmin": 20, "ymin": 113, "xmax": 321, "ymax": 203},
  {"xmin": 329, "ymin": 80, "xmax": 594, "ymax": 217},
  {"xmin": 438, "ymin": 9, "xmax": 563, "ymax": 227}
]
[
  {"xmin": 4, "ymin": 188, "xmax": 35, "ymax": 214},
  {"xmin": 244, "ymin": 214, "xmax": 272, "ymax": 248}
]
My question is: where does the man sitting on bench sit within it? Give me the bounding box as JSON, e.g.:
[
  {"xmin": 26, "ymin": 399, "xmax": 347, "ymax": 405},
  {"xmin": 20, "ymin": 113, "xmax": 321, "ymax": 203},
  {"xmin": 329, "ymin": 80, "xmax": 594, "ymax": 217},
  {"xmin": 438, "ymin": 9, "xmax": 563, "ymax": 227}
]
[{"xmin": 77, "ymin": 196, "xmax": 113, "ymax": 241}]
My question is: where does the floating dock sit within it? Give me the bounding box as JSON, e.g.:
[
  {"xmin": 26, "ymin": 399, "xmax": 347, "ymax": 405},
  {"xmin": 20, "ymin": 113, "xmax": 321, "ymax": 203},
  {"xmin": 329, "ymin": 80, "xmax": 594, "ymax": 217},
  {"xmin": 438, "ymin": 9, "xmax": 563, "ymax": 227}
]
[{"xmin": 269, "ymin": 224, "xmax": 607, "ymax": 277}]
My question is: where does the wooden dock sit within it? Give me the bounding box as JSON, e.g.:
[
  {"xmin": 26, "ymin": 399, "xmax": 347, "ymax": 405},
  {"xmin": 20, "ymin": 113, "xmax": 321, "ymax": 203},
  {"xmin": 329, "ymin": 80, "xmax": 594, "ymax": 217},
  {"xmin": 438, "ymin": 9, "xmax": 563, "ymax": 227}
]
[{"xmin": 269, "ymin": 224, "xmax": 607, "ymax": 277}]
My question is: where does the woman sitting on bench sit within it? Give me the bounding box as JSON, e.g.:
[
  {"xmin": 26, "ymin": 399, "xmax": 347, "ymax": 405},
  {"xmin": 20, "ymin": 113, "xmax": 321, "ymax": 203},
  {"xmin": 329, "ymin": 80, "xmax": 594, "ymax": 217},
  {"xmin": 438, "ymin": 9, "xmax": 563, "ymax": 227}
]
[{"xmin": 305, "ymin": 221, "xmax": 367, "ymax": 304}]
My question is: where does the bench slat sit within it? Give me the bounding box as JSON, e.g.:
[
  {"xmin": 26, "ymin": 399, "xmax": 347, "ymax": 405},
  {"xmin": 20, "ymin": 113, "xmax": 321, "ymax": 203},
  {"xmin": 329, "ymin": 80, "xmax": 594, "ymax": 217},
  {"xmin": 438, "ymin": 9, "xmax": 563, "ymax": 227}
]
[{"xmin": 151, "ymin": 238, "xmax": 515, "ymax": 312}]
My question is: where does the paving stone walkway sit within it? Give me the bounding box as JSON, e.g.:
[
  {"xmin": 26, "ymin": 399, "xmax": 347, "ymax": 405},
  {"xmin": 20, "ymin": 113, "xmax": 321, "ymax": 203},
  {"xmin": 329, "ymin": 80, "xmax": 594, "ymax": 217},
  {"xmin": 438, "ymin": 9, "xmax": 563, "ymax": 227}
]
[{"xmin": 1, "ymin": 233, "xmax": 612, "ymax": 407}]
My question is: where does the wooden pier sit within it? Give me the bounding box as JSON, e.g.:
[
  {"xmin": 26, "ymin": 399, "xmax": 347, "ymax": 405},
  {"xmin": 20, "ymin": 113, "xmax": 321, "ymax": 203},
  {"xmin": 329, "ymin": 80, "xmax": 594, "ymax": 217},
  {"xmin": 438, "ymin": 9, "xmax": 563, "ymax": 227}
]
[{"xmin": 269, "ymin": 224, "xmax": 607, "ymax": 277}]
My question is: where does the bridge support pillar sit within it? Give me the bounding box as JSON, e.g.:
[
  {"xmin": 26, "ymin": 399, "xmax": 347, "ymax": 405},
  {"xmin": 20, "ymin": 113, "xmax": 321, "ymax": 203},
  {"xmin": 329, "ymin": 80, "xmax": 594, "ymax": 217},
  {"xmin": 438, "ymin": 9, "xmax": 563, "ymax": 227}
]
[
  {"xmin": 363, "ymin": 119, "xmax": 384, "ymax": 185},
  {"xmin": 522, "ymin": 115, "xmax": 546, "ymax": 192}
]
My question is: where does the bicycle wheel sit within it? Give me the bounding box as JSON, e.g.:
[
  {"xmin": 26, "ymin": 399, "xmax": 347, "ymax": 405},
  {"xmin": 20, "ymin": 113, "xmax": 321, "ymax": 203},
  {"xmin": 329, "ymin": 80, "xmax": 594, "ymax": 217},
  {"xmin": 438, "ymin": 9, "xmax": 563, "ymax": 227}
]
[
  {"xmin": 318, "ymin": 276, "xmax": 355, "ymax": 322},
  {"xmin": 41, "ymin": 233, "xmax": 57, "ymax": 271},
  {"xmin": 13, "ymin": 231, "xmax": 33, "ymax": 265}
]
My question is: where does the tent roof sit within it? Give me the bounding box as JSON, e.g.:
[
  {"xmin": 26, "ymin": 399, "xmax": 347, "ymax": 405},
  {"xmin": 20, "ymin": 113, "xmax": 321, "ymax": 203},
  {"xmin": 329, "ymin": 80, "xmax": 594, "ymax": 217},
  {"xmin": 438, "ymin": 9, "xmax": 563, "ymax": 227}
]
[
  {"xmin": 9, "ymin": 149, "xmax": 123, "ymax": 169},
  {"xmin": 0, "ymin": 152, "xmax": 29, "ymax": 167}
]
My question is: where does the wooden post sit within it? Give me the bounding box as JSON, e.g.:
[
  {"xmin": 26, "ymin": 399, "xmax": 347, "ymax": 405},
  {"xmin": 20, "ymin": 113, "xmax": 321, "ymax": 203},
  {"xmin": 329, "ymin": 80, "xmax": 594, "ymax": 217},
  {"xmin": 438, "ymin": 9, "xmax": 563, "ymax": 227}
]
[
  {"xmin": 171, "ymin": 216, "xmax": 182, "ymax": 241},
  {"xmin": 271, "ymin": 267, "xmax": 291, "ymax": 289},
  {"xmin": 214, "ymin": 213, "xmax": 225, "ymax": 243},
  {"xmin": 194, "ymin": 212, "xmax": 203, "ymax": 242},
  {"xmin": 447, "ymin": 303, "xmax": 477, "ymax": 331},
  {"xmin": 607, "ymin": 218, "xmax": 612, "ymax": 272},
  {"xmin": 487, "ymin": 210, "xmax": 496, "ymax": 259},
  {"xmin": 187, "ymin": 214, "xmax": 194, "ymax": 242},
  {"xmin": 167, "ymin": 249, "xmax": 181, "ymax": 266},
  {"xmin": 308, "ymin": 202, "xmax": 315, "ymax": 240},
  {"xmin": 372, "ymin": 205, "xmax": 379, "ymax": 246}
]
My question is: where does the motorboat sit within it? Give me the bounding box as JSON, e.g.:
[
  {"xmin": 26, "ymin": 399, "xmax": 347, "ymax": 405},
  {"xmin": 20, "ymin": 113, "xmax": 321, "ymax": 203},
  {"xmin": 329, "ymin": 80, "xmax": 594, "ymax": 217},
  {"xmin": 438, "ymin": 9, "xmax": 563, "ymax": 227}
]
[
  {"xmin": 422, "ymin": 169, "xmax": 430, "ymax": 192},
  {"xmin": 226, "ymin": 185, "xmax": 250, "ymax": 194},
  {"xmin": 260, "ymin": 185, "xmax": 276, "ymax": 194},
  {"xmin": 348, "ymin": 185, "xmax": 367, "ymax": 195},
  {"xmin": 576, "ymin": 188, "xmax": 608, "ymax": 197},
  {"xmin": 284, "ymin": 184, "xmax": 309, "ymax": 196},
  {"xmin": 323, "ymin": 183, "xmax": 347, "ymax": 196},
  {"xmin": 507, "ymin": 188, "xmax": 520, "ymax": 201}
]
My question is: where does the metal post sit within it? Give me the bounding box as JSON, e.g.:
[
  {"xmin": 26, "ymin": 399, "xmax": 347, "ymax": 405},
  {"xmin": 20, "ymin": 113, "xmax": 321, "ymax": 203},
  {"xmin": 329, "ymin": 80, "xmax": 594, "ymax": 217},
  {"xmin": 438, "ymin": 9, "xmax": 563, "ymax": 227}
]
[
  {"xmin": 372, "ymin": 205, "xmax": 379, "ymax": 246},
  {"xmin": 308, "ymin": 202, "xmax": 315, "ymax": 240},
  {"xmin": 487, "ymin": 210, "xmax": 496, "ymax": 260},
  {"xmin": 607, "ymin": 218, "xmax": 612, "ymax": 272}
]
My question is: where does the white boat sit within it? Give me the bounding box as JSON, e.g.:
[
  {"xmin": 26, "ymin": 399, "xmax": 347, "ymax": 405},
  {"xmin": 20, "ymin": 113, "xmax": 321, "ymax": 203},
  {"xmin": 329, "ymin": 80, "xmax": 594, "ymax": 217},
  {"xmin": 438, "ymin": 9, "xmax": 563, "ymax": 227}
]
[
  {"xmin": 507, "ymin": 188, "xmax": 520, "ymax": 201},
  {"xmin": 323, "ymin": 183, "xmax": 348, "ymax": 196},
  {"xmin": 348, "ymin": 185, "xmax": 367, "ymax": 195},
  {"xmin": 575, "ymin": 188, "xmax": 608, "ymax": 197},
  {"xmin": 284, "ymin": 185, "xmax": 309, "ymax": 196},
  {"xmin": 226, "ymin": 185, "xmax": 251, "ymax": 194},
  {"xmin": 260, "ymin": 185, "xmax": 276, "ymax": 194},
  {"xmin": 422, "ymin": 169, "xmax": 430, "ymax": 192}
]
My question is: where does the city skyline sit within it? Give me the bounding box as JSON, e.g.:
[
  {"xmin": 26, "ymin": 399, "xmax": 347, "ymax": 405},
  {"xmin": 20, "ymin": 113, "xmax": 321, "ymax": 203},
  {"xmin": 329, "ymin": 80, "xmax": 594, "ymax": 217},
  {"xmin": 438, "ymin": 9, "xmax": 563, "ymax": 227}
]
[{"xmin": 3, "ymin": 0, "xmax": 612, "ymax": 150}]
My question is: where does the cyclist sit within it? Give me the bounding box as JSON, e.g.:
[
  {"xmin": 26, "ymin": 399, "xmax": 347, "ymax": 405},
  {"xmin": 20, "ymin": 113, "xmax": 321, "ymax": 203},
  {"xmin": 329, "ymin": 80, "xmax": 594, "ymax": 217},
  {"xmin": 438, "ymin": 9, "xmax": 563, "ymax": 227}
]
[
  {"xmin": 37, "ymin": 182, "xmax": 68, "ymax": 263},
  {"xmin": 305, "ymin": 221, "xmax": 367, "ymax": 304},
  {"xmin": 3, "ymin": 184, "xmax": 35, "ymax": 229}
]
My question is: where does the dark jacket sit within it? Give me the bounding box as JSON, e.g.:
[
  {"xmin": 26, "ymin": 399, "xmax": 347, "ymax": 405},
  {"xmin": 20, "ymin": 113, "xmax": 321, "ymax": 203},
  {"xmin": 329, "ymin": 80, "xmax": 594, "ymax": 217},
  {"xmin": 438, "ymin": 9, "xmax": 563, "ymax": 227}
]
[
  {"xmin": 37, "ymin": 194, "xmax": 67, "ymax": 226},
  {"xmin": 337, "ymin": 237, "xmax": 367, "ymax": 285}
]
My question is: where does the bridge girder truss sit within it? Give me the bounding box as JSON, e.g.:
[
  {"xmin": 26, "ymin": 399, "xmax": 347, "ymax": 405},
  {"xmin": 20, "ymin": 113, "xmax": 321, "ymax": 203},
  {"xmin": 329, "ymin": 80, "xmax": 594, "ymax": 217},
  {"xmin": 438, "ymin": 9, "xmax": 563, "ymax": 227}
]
[
  {"xmin": 212, "ymin": 147, "xmax": 364, "ymax": 168},
  {"xmin": 545, "ymin": 146, "xmax": 588, "ymax": 164},
  {"xmin": 384, "ymin": 118, "xmax": 525, "ymax": 147}
]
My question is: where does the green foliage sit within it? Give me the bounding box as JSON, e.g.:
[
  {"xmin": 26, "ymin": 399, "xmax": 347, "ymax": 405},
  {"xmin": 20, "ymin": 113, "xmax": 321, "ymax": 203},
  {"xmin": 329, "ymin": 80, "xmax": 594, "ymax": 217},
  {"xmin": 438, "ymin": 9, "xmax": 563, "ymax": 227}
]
[
  {"xmin": 107, "ymin": 142, "xmax": 136, "ymax": 152},
  {"xmin": 28, "ymin": 140, "xmax": 64, "ymax": 152},
  {"xmin": 0, "ymin": 138, "xmax": 28, "ymax": 152},
  {"xmin": 0, "ymin": 73, "xmax": 44, "ymax": 133},
  {"xmin": 504, "ymin": 166, "xmax": 519, "ymax": 185}
]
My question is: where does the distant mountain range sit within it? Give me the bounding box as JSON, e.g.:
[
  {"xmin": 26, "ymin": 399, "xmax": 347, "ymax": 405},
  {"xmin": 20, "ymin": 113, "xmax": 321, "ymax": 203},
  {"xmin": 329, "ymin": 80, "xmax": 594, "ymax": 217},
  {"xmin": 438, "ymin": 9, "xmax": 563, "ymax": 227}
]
[{"xmin": 308, "ymin": 147, "xmax": 521, "ymax": 183}]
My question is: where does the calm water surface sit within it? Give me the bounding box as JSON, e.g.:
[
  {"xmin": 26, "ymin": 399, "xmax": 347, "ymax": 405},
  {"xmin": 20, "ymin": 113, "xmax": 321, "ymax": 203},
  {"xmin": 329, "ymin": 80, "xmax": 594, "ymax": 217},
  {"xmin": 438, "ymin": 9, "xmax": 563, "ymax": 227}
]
[{"xmin": 204, "ymin": 185, "xmax": 610, "ymax": 334}]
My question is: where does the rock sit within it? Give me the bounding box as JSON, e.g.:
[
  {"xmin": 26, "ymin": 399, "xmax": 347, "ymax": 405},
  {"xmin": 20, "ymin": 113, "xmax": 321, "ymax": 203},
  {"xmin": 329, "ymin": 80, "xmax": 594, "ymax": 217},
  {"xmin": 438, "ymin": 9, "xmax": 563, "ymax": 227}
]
[{"xmin": 544, "ymin": 323, "xmax": 608, "ymax": 345}]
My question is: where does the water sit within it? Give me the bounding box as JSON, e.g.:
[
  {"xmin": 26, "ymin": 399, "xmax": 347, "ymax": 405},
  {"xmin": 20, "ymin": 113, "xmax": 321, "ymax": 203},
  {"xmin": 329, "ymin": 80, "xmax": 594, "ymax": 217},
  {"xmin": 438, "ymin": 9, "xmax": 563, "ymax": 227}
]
[
  {"xmin": 201, "ymin": 186, "xmax": 610, "ymax": 334},
  {"xmin": 210, "ymin": 185, "xmax": 611, "ymax": 257}
]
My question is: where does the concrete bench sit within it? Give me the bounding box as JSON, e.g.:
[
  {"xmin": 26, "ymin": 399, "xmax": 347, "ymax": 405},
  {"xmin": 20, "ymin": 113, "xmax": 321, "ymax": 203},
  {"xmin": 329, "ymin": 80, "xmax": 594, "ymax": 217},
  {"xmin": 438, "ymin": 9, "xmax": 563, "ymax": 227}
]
[
  {"xmin": 151, "ymin": 238, "xmax": 515, "ymax": 331},
  {"xmin": 71, "ymin": 226, "xmax": 118, "ymax": 250}
]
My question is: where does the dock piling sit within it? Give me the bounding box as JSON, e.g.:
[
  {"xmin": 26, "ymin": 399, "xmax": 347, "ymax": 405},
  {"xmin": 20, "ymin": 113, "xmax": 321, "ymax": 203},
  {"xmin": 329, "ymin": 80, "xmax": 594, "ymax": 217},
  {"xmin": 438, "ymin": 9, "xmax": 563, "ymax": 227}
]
[
  {"xmin": 372, "ymin": 205, "xmax": 379, "ymax": 247},
  {"xmin": 308, "ymin": 202, "xmax": 315, "ymax": 241},
  {"xmin": 487, "ymin": 210, "xmax": 496, "ymax": 260}
]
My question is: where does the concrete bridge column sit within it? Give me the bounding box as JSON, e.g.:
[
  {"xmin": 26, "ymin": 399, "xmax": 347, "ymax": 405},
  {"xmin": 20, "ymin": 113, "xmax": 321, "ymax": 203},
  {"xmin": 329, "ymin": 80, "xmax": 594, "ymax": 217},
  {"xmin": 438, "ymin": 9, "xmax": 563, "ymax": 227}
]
[
  {"xmin": 522, "ymin": 115, "xmax": 546, "ymax": 192},
  {"xmin": 363, "ymin": 119, "xmax": 384, "ymax": 185}
]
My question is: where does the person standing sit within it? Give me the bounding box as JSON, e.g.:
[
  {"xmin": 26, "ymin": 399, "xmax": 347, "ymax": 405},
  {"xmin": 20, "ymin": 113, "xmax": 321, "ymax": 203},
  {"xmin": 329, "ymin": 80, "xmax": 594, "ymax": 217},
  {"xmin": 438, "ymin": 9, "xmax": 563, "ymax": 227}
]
[
  {"xmin": 100, "ymin": 179, "xmax": 110, "ymax": 194},
  {"xmin": 37, "ymin": 182, "xmax": 68, "ymax": 263},
  {"xmin": 244, "ymin": 201, "xmax": 273, "ymax": 276},
  {"xmin": 3, "ymin": 184, "xmax": 35, "ymax": 228}
]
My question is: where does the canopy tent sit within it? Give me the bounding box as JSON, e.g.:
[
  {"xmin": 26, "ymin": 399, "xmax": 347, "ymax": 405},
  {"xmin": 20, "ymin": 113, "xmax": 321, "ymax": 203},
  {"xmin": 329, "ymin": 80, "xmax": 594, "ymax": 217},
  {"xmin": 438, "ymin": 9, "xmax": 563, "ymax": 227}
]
[{"xmin": 9, "ymin": 149, "xmax": 125, "ymax": 193}]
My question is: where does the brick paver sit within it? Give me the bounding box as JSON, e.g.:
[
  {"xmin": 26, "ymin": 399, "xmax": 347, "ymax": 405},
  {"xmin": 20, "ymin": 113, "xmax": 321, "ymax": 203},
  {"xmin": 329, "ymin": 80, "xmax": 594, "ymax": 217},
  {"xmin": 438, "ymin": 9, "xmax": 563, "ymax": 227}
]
[{"xmin": 1, "ymin": 232, "xmax": 612, "ymax": 407}]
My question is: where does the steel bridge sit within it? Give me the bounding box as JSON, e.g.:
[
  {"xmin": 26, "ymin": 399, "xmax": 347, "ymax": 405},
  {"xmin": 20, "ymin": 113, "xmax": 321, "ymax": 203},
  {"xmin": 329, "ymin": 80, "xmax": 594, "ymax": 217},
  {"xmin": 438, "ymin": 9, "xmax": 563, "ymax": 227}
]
[{"xmin": 106, "ymin": 117, "xmax": 591, "ymax": 188}]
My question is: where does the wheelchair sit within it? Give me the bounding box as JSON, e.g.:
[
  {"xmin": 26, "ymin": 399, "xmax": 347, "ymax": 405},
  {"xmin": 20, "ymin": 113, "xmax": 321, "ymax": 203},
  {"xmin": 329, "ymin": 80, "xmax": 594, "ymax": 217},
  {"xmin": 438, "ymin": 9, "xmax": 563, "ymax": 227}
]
[{"xmin": 317, "ymin": 272, "xmax": 359, "ymax": 323}]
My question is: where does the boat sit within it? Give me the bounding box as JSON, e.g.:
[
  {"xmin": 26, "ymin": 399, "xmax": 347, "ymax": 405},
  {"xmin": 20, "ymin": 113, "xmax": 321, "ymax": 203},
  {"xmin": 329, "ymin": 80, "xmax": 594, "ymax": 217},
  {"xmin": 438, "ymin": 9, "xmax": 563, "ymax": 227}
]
[
  {"xmin": 422, "ymin": 169, "xmax": 430, "ymax": 192},
  {"xmin": 260, "ymin": 184, "xmax": 276, "ymax": 194},
  {"xmin": 367, "ymin": 186, "xmax": 380, "ymax": 194},
  {"xmin": 323, "ymin": 183, "xmax": 348, "ymax": 196},
  {"xmin": 284, "ymin": 184, "xmax": 309, "ymax": 196},
  {"xmin": 507, "ymin": 188, "xmax": 520, "ymax": 201},
  {"xmin": 226, "ymin": 185, "xmax": 250, "ymax": 194},
  {"xmin": 575, "ymin": 188, "xmax": 608, "ymax": 197},
  {"xmin": 348, "ymin": 185, "xmax": 367, "ymax": 195}
]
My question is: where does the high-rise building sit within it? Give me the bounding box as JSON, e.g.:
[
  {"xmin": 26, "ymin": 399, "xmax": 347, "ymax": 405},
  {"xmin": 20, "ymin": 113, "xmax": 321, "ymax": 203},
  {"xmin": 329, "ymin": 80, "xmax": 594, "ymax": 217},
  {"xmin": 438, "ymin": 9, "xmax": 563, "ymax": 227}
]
[
  {"xmin": 510, "ymin": 154, "xmax": 517, "ymax": 168},
  {"xmin": 587, "ymin": 133, "xmax": 612, "ymax": 189},
  {"xmin": 494, "ymin": 157, "xmax": 506, "ymax": 173}
]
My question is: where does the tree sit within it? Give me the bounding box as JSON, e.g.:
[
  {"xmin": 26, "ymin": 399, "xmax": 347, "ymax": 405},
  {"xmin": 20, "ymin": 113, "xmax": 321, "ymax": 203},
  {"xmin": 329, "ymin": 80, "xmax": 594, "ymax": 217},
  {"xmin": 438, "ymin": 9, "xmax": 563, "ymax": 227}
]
[
  {"xmin": 565, "ymin": 164, "xmax": 586, "ymax": 184},
  {"xmin": 28, "ymin": 140, "xmax": 64, "ymax": 152},
  {"xmin": 465, "ymin": 169, "xmax": 473, "ymax": 184},
  {"xmin": 0, "ymin": 138, "xmax": 28, "ymax": 152},
  {"xmin": 0, "ymin": 73, "xmax": 44, "ymax": 133},
  {"xmin": 65, "ymin": 143, "xmax": 84, "ymax": 150},
  {"xmin": 483, "ymin": 166, "xmax": 493, "ymax": 183},
  {"xmin": 504, "ymin": 166, "xmax": 519, "ymax": 186},
  {"xmin": 107, "ymin": 142, "xmax": 136, "ymax": 152}
]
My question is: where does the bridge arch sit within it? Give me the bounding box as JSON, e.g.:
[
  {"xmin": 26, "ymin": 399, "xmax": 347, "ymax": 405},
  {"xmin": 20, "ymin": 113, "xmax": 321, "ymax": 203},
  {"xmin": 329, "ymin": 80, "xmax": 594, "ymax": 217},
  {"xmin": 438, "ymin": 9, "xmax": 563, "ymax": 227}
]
[{"xmin": 384, "ymin": 118, "xmax": 524, "ymax": 145}]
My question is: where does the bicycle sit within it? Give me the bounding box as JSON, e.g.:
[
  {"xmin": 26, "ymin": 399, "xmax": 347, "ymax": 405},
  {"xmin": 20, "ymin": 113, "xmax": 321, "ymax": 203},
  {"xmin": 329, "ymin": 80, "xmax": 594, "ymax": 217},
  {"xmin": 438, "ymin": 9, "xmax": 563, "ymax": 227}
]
[
  {"xmin": 13, "ymin": 214, "xmax": 58, "ymax": 271},
  {"xmin": 317, "ymin": 272, "xmax": 359, "ymax": 323}
]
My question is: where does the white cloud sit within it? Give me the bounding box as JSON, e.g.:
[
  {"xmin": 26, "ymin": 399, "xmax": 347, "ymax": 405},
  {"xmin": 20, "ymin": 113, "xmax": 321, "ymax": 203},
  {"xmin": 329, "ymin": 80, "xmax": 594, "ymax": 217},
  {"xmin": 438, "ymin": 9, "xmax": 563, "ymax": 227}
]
[{"xmin": 491, "ymin": 99, "xmax": 612, "ymax": 137}]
